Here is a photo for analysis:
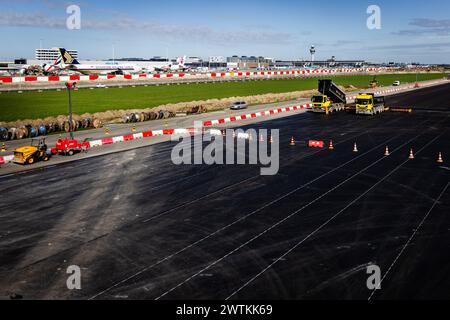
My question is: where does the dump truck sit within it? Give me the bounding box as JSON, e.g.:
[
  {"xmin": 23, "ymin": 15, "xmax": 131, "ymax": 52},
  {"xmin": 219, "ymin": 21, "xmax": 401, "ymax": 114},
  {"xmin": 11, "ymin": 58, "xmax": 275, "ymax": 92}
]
[
  {"xmin": 311, "ymin": 80, "xmax": 346, "ymax": 114},
  {"xmin": 13, "ymin": 138, "xmax": 51, "ymax": 165},
  {"xmin": 355, "ymin": 93, "xmax": 387, "ymax": 115}
]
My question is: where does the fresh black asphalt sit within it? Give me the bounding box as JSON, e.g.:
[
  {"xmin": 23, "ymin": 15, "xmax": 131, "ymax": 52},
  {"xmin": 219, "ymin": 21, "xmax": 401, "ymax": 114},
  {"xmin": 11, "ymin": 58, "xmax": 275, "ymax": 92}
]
[{"xmin": 0, "ymin": 83, "xmax": 449, "ymax": 300}]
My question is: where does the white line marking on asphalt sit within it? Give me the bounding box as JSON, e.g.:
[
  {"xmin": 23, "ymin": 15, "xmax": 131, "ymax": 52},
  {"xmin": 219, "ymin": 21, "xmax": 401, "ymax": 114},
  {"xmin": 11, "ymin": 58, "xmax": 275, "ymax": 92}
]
[
  {"xmin": 90, "ymin": 130, "xmax": 400, "ymax": 300},
  {"xmin": 226, "ymin": 131, "xmax": 445, "ymax": 300},
  {"xmin": 88, "ymin": 115, "xmax": 420, "ymax": 299},
  {"xmin": 17, "ymin": 121, "xmax": 383, "ymax": 281},
  {"xmin": 368, "ymin": 181, "xmax": 450, "ymax": 301},
  {"xmin": 141, "ymin": 127, "xmax": 380, "ymax": 223},
  {"xmin": 142, "ymin": 176, "xmax": 257, "ymax": 223},
  {"xmin": 154, "ymin": 133, "xmax": 424, "ymax": 300},
  {"xmin": 148, "ymin": 170, "xmax": 212, "ymax": 192}
]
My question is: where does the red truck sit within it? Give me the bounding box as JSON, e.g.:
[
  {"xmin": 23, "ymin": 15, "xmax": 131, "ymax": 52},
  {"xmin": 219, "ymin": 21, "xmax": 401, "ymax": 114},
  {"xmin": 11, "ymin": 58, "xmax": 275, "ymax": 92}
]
[{"xmin": 51, "ymin": 138, "xmax": 90, "ymax": 156}]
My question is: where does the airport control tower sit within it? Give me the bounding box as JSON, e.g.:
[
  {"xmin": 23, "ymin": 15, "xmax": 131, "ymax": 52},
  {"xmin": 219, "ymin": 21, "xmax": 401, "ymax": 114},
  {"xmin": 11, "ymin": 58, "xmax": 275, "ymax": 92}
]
[{"xmin": 310, "ymin": 45, "xmax": 316, "ymax": 66}]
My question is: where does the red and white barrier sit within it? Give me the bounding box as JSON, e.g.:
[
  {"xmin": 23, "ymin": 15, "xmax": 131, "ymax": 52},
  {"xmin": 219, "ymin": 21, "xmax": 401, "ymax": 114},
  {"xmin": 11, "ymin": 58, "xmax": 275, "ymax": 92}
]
[
  {"xmin": 202, "ymin": 104, "xmax": 311, "ymax": 127},
  {"xmin": 1, "ymin": 79, "xmax": 447, "ymax": 166},
  {"xmin": 0, "ymin": 67, "xmax": 392, "ymax": 84},
  {"xmin": 85, "ymin": 128, "xmax": 200, "ymax": 149},
  {"xmin": 83, "ymin": 103, "xmax": 311, "ymax": 149},
  {"xmin": 345, "ymin": 79, "xmax": 449, "ymax": 102},
  {"xmin": 0, "ymin": 155, "xmax": 14, "ymax": 165}
]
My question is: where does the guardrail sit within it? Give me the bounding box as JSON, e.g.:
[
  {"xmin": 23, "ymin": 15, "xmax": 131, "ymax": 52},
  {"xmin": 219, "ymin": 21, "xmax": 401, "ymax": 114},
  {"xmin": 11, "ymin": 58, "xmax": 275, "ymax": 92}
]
[
  {"xmin": 0, "ymin": 67, "xmax": 391, "ymax": 84},
  {"xmin": 0, "ymin": 154, "xmax": 13, "ymax": 165},
  {"xmin": 1, "ymin": 78, "xmax": 448, "ymax": 166}
]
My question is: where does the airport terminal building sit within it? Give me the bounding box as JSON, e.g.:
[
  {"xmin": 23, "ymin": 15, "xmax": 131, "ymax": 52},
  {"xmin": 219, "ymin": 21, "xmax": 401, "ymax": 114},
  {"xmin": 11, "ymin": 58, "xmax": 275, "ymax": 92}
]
[
  {"xmin": 4, "ymin": 48, "xmax": 388, "ymax": 75},
  {"xmin": 35, "ymin": 48, "xmax": 78, "ymax": 61}
]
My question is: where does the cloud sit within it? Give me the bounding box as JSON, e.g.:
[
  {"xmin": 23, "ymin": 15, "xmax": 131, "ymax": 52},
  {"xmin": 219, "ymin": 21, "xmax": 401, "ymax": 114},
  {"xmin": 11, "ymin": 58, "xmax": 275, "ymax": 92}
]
[
  {"xmin": 0, "ymin": 11, "xmax": 65, "ymax": 28},
  {"xmin": 243, "ymin": 24, "xmax": 310, "ymax": 36},
  {"xmin": 393, "ymin": 29, "xmax": 450, "ymax": 36},
  {"xmin": 0, "ymin": 11, "xmax": 294, "ymax": 45},
  {"xmin": 369, "ymin": 42, "xmax": 450, "ymax": 51},
  {"xmin": 409, "ymin": 18, "xmax": 450, "ymax": 29},
  {"xmin": 331, "ymin": 40, "xmax": 362, "ymax": 47},
  {"xmin": 11, "ymin": 0, "xmax": 92, "ymax": 9},
  {"xmin": 393, "ymin": 18, "xmax": 450, "ymax": 36}
]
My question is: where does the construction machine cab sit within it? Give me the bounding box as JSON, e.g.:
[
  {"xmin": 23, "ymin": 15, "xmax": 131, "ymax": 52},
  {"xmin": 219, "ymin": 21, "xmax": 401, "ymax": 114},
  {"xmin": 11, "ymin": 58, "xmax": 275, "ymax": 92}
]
[
  {"xmin": 31, "ymin": 138, "xmax": 48, "ymax": 151},
  {"xmin": 13, "ymin": 137, "xmax": 50, "ymax": 165},
  {"xmin": 356, "ymin": 93, "xmax": 375, "ymax": 108},
  {"xmin": 369, "ymin": 76, "xmax": 378, "ymax": 88},
  {"xmin": 355, "ymin": 93, "xmax": 386, "ymax": 115},
  {"xmin": 312, "ymin": 95, "xmax": 327, "ymax": 104}
]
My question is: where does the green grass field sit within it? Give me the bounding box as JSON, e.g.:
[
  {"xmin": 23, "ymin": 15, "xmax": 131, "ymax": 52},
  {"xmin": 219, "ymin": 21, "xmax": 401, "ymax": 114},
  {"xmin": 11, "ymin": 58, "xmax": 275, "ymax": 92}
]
[{"xmin": 0, "ymin": 73, "xmax": 446, "ymax": 122}]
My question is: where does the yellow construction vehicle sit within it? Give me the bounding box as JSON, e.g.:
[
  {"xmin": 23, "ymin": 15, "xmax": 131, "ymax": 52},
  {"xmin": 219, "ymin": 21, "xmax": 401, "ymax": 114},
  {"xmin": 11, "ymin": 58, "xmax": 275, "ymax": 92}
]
[
  {"xmin": 311, "ymin": 80, "xmax": 346, "ymax": 114},
  {"xmin": 355, "ymin": 93, "xmax": 387, "ymax": 115},
  {"xmin": 369, "ymin": 76, "xmax": 379, "ymax": 88},
  {"xmin": 311, "ymin": 94, "xmax": 332, "ymax": 112},
  {"xmin": 13, "ymin": 138, "xmax": 51, "ymax": 165}
]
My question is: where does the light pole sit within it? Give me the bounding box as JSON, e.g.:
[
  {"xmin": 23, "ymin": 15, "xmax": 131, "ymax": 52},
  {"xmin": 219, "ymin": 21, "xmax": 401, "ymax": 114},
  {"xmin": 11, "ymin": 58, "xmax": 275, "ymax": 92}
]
[{"xmin": 65, "ymin": 82, "xmax": 77, "ymax": 140}]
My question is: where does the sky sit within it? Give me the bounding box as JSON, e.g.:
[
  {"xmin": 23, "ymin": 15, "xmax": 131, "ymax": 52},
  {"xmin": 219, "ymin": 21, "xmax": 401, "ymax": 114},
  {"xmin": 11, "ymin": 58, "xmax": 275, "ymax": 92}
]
[{"xmin": 0, "ymin": 0, "xmax": 449, "ymax": 63}]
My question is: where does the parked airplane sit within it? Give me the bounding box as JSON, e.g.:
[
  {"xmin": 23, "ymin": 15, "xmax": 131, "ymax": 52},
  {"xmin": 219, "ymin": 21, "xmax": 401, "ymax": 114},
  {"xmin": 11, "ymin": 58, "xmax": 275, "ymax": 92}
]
[
  {"xmin": 44, "ymin": 48, "xmax": 187, "ymax": 75},
  {"xmin": 44, "ymin": 48, "xmax": 142, "ymax": 75},
  {"xmin": 146, "ymin": 56, "xmax": 187, "ymax": 73}
]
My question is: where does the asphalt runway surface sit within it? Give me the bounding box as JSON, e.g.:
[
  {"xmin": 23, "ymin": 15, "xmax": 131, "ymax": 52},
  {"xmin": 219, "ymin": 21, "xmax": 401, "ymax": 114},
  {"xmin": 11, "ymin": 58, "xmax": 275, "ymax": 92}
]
[{"xmin": 0, "ymin": 84, "xmax": 449, "ymax": 300}]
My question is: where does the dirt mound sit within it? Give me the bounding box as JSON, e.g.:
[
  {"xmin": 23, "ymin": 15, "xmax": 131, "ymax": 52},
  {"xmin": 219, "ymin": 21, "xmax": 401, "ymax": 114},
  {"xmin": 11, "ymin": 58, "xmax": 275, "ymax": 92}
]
[{"xmin": 1, "ymin": 89, "xmax": 317, "ymax": 140}]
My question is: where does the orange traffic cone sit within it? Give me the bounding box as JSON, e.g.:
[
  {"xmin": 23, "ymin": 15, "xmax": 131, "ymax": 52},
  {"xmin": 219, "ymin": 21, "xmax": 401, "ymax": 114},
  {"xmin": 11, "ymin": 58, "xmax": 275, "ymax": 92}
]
[
  {"xmin": 259, "ymin": 134, "xmax": 265, "ymax": 142},
  {"xmin": 409, "ymin": 148, "xmax": 415, "ymax": 160},
  {"xmin": 437, "ymin": 152, "xmax": 444, "ymax": 164},
  {"xmin": 269, "ymin": 135, "xmax": 274, "ymax": 144},
  {"xmin": 329, "ymin": 140, "xmax": 334, "ymax": 150},
  {"xmin": 384, "ymin": 146, "xmax": 390, "ymax": 156},
  {"xmin": 353, "ymin": 142, "xmax": 358, "ymax": 153},
  {"xmin": 290, "ymin": 136, "xmax": 296, "ymax": 146}
]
